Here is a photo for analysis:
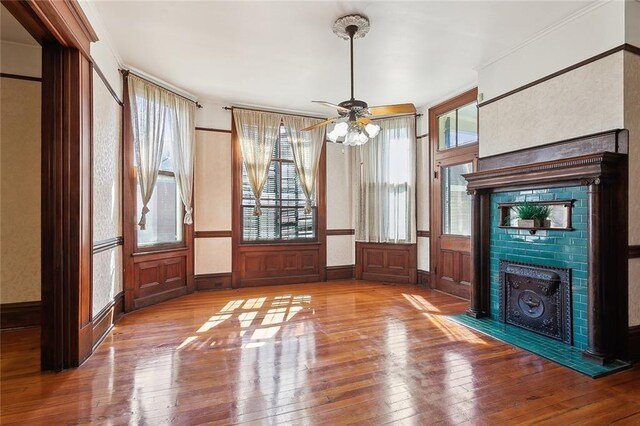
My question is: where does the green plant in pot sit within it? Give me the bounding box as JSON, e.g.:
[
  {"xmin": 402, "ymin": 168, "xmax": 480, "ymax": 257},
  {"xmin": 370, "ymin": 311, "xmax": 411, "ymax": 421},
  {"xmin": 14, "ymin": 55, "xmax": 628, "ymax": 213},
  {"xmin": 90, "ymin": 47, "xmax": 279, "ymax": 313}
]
[{"xmin": 514, "ymin": 202, "xmax": 551, "ymax": 228}]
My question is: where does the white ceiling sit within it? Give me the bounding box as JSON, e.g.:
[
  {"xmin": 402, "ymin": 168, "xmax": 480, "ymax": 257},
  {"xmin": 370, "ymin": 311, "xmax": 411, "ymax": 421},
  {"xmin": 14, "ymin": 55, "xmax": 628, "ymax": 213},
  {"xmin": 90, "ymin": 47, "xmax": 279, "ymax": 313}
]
[{"xmin": 94, "ymin": 1, "xmax": 594, "ymax": 114}]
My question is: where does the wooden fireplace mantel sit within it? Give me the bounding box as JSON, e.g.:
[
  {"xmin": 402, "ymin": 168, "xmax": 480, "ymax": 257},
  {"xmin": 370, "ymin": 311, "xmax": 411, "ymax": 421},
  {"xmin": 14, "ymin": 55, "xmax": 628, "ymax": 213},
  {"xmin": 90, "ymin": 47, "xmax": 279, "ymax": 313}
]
[{"xmin": 463, "ymin": 129, "xmax": 629, "ymax": 364}]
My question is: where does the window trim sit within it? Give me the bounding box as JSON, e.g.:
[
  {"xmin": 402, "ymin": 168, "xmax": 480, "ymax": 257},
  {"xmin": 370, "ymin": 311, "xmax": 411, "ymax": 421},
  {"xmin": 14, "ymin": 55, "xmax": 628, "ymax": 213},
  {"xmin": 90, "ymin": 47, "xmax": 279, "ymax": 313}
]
[{"xmin": 240, "ymin": 126, "xmax": 318, "ymax": 243}]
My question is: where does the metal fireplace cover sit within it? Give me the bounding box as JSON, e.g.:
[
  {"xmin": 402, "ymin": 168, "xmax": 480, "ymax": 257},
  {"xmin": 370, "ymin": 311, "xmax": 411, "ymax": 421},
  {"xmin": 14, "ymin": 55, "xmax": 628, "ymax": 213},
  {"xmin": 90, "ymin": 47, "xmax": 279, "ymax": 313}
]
[{"xmin": 499, "ymin": 260, "xmax": 572, "ymax": 345}]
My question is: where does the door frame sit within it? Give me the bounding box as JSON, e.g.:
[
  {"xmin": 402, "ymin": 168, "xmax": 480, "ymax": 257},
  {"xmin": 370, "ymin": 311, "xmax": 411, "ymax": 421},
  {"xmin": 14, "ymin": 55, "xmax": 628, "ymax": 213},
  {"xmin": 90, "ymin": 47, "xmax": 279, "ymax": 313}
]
[
  {"xmin": 2, "ymin": 0, "xmax": 98, "ymax": 370},
  {"xmin": 429, "ymin": 88, "xmax": 478, "ymax": 299}
]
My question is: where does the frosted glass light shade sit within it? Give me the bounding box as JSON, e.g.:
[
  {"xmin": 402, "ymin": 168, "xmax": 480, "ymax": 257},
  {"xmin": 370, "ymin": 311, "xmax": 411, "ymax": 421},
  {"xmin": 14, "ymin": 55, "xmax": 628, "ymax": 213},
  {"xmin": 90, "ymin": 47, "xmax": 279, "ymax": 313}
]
[{"xmin": 365, "ymin": 123, "xmax": 380, "ymax": 138}]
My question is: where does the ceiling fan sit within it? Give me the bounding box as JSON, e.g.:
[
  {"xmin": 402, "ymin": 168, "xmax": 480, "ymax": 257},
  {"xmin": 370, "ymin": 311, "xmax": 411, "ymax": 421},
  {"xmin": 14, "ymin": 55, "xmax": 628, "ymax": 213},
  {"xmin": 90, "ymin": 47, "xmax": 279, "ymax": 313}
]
[{"xmin": 302, "ymin": 14, "xmax": 416, "ymax": 146}]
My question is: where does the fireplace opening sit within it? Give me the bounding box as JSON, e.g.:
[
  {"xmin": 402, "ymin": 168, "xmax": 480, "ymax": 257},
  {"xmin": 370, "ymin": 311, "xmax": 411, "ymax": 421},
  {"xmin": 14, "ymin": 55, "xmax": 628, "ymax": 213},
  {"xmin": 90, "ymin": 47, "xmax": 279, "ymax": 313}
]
[{"xmin": 499, "ymin": 260, "xmax": 572, "ymax": 345}]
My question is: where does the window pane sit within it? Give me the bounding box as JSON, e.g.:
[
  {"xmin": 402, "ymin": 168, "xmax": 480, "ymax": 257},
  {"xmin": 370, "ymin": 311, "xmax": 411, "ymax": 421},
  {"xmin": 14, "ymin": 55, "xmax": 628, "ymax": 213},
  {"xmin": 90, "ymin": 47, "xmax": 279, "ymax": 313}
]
[
  {"xmin": 442, "ymin": 162, "xmax": 472, "ymax": 236},
  {"xmin": 241, "ymin": 124, "xmax": 316, "ymax": 242},
  {"xmin": 137, "ymin": 174, "xmax": 183, "ymax": 246},
  {"xmin": 457, "ymin": 102, "xmax": 478, "ymax": 146},
  {"xmin": 438, "ymin": 111, "xmax": 456, "ymax": 150}
]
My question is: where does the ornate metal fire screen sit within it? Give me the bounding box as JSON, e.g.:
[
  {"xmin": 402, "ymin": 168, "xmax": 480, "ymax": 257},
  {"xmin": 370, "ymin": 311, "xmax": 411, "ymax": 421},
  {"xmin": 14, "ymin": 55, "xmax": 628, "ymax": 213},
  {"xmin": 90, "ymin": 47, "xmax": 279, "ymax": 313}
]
[{"xmin": 499, "ymin": 260, "xmax": 572, "ymax": 345}]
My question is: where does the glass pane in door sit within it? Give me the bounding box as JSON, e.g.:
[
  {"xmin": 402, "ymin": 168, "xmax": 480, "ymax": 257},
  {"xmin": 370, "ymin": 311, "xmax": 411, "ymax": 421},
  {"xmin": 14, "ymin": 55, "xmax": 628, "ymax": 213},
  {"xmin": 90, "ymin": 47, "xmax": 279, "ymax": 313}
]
[
  {"xmin": 442, "ymin": 162, "xmax": 473, "ymax": 236},
  {"xmin": 438, "ymin": 111, "xmax": 457, "ymax": 150},
  {"xmin": 457, "ymin": 102, "xmax": 478, "ymax": 146}
]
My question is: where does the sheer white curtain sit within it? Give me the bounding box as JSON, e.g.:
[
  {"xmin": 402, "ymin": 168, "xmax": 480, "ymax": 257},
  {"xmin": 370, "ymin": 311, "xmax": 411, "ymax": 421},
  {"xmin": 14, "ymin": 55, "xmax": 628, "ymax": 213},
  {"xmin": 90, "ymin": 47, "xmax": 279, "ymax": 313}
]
[
  {"xmin": 282, "ymin": 116, "xmax": 324, "ymax": 214},
  {"xmin": 354, "ymin": 115, "xmax": 416, "ymax": 243},
  {"xmin": 233, "ymin": 109, "xmax": 282, "ymax": 216},
  {"xmin": 172, "ymin": 97, "xmax": 196, "ymax": 224},
  {"xmin": 128, "ymin": 75, "xmax": 173, "ymax": 229}
]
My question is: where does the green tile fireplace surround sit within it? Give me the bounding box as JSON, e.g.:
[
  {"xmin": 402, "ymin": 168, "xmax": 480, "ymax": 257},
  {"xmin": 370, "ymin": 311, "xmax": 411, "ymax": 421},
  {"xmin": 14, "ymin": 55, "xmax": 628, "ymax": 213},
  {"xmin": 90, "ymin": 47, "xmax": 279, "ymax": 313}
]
[{"xmin": 458, "ymin": 130, "xmax": 630, "ymax": 376}]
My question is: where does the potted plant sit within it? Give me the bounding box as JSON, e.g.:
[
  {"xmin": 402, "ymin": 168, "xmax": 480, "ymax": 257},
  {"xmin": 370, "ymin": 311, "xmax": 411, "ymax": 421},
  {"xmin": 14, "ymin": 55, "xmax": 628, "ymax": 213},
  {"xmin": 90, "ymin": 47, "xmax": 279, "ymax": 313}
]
[{"xmin": 514, "ymin": 202, "xmax": 551, "ymax": 228}]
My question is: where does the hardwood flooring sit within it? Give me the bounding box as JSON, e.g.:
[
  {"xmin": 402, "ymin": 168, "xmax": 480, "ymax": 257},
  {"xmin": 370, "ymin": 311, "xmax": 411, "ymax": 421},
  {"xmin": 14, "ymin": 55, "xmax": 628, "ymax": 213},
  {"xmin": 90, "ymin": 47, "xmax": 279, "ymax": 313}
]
[{"xmin": 1, "ymin": 281, "xmax": 639, "ymax": 425}]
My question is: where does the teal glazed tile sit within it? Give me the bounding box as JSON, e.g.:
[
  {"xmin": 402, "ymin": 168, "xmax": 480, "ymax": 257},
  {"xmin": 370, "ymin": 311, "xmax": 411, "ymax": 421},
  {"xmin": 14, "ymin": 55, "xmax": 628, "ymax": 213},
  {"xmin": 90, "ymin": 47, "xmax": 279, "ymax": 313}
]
[{"xmin": 447, "ymin": 315, "xmax": 630, "ymax": 378}]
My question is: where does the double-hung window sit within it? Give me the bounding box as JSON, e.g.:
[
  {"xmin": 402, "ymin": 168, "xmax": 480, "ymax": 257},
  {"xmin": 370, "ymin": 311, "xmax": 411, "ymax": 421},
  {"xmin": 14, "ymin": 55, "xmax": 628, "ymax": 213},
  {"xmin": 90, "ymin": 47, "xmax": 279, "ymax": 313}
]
[{"xmin": 241, "ymin": 125, "xmax": 315, "ymax": 242}]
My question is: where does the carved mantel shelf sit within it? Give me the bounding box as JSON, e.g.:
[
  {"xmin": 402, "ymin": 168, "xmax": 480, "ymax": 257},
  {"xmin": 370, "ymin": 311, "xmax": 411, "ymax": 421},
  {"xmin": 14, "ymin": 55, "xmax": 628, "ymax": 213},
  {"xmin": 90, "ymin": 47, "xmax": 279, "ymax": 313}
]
[{"xmin": 462, "ymin": 129, "xmax": 629, "ymax": 365}]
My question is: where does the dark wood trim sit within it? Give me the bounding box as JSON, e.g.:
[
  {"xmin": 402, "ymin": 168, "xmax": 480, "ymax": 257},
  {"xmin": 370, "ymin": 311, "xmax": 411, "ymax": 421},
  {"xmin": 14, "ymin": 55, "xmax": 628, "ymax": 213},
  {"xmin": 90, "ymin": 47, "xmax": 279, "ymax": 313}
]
[
  {"xmin": 92, "ymin": 236, "xmax": 124, "ymax": 254},
  {"xmin": 92, "ymin": 63, "xmax": 122, "ymax": 106},
  {"xmin": 478, "ymin": 129, "xmax": 627, "ymax": 171},
  {"xmin": 228, "ymin": 105, "xmax": 326, "ymax": 121},
  {"xmin": 0, "ymin": 72, "xmax": 42, "ymax": 82},
  {"xmin": 417, "ymin": 269, "xmax": 430, "ymax": 287},
  {"xmin": 416, "ymin": 230, "xmax": 431, "ymax": 238},
  {"xmin": 479, "ymin": 44, "xmax": 640, "ymax": 108},
  {"xmin": 91, "ymin": 291, "xmax": 124, "ymax": 350},
  {"xmin": 326, "ymin": 265, "xmax": 355, "ymax": 281},
  {"xmin": 629, "ymin": 245, "xmax": 640, "ymax": 259},
  {"xmin": 627, "ymin": 326, "xmax": 640, "ymax": 361},
  {"xmin": 195, "ymin": 127, "xmax": 232, "ymax": 134},
  {"xmin": 0, "ymin": 301, "xmax": 41, "ymax": 329},
  {"xmin": 194, "ymin": 273, "xmax": 233, "ymax": 290},
  {"xmin": 194, "ymin": 230, "xmax": 233, "ymax": 238},
  {"xmin": 326, "ymin": 229, "xmax": 355, "ymax": 236}
]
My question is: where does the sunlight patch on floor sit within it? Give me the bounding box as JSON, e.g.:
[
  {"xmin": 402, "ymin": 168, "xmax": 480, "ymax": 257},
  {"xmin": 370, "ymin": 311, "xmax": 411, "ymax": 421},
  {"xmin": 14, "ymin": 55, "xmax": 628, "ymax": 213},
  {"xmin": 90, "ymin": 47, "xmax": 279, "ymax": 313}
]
[
  {"xmin": 424, "ymin": 313, "xmax": 486, "ymax": 345},
  {"xmin": 402, "ymin": 293, "xmax": 441, "ymax": 313}
]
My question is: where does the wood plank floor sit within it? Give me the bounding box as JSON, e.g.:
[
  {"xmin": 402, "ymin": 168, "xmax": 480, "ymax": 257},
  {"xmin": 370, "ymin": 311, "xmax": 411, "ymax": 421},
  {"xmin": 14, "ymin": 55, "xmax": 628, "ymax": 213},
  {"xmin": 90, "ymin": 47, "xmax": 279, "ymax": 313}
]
[{"xmin": 1, "ymin": 281, "xmax": 639, "ymax": 425}]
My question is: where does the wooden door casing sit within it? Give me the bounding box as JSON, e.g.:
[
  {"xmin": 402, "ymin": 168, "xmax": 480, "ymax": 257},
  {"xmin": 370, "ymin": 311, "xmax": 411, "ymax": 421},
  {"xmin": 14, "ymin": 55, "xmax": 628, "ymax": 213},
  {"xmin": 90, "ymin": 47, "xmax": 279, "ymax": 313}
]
[{"xmin": 429, "ymin": 89, "xmax": 478, "ymax": 300}]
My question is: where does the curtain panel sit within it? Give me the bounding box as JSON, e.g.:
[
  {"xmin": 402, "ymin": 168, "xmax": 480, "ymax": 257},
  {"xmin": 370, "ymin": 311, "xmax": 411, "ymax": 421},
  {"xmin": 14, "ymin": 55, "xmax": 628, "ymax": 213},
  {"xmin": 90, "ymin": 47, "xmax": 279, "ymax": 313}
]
[
  {"xmin": 127, "ymin": 74, "xmax": 197, "ymax": 228},
  {"xmin": 127, "ymin": 75, "xmax": 173, "ymax": 229},
  {"xmin": 233, "ymin": 109, "xmax": 282, "ymax": 216},
  {"xmin": 172, "ymin": 98, "xmax": 196, "ymax": 224},
  {"xmin": 354, "ymin": 115, "xmax": 416, "ymax": 243},
  {"xmin": 282, "ymin": 116, "xmax": 325, "ymax": 214}
]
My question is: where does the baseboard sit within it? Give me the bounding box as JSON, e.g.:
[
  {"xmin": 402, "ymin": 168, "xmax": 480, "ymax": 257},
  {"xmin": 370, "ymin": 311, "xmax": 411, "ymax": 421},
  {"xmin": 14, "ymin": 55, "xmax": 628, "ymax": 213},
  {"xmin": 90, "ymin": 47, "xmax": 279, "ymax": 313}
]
[
  {"xmin": 92, "ymin": 292, "xmax": 124, "ymax": 350},
  {"xmin": 326, "ymin": 265, "xmax": 355, "ymax": 281},
  {"xmin": 628, "ymin": 325, "xmax": 640, "ymax": 361},
  {"xmin": 0, "ymin": 301, "xmax": 41, "ymax": 329},
  {"xmin": 195, "ymin": 273, "xmax": 233, "ymax": 291},
  {"xmin": 361, "ymin": 272, "xmax": 415, "ymax": 284},
  {"xmin": 417, "ymin": 269, "xmax": 431, "ymax": 287}
]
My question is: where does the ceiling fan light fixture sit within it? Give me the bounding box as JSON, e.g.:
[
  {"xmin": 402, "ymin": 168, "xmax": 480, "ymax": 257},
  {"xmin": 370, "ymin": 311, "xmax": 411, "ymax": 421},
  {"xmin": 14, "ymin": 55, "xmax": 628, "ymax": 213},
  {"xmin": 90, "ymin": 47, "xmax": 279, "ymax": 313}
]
[{"xmin": 364, "ymin": 123, "xmax": 381, "ymax": 138}]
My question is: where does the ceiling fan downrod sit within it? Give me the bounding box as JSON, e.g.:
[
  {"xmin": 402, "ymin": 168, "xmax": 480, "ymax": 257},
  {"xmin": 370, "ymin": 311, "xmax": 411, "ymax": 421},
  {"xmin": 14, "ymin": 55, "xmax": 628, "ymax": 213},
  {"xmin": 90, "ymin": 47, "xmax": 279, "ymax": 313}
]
[{"xmin": 346, "ymin": 24, "xmax": 357, "ymax": 101}]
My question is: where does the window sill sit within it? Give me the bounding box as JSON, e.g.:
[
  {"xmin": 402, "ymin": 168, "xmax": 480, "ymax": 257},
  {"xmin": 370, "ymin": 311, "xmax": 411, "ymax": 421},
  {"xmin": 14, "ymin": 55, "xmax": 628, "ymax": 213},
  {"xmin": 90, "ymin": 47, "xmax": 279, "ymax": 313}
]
[
  {"xmin": 239, "ymin": 241, "xmax": 320, "ymax": 247},
  {"xmin": 132, "ymin": 245, "xmax": 188, "ymax": 257}
]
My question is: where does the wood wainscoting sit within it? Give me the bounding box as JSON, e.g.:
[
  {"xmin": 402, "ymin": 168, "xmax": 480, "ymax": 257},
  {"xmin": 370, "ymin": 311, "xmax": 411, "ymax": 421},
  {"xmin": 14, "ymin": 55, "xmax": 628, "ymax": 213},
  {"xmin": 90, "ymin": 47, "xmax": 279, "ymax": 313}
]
[
  {"xmin": 356, "ymin": 242, "xmax": 417, "ymax": 284},
  {"xmin": 194, "ymin": 273, "xmax": 233, "ymax": 291},
  {"xmin": 91, "ymin": 292, "xmax": 124, "ymax": 350},
  {"xmin": 326, "ymin": 265, "xmax": 355, "ymax": 281},
  {"xmin": 235, "ymin": 243, "xmax": 323, "ymax": 287},
  {"xmin": 417, "ymin": 270, "xmax": 431, "ymax": 287},
  {"xmin": 130, "ymin": 250, "xmax": 190, "ymax": 310}
]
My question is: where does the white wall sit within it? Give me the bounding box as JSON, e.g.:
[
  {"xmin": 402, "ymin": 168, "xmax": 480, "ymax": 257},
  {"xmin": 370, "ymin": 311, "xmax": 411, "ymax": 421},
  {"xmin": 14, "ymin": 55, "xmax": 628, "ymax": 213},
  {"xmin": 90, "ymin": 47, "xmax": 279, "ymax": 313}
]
[
  {"xmin": 478, "ymin": 0, "xmax": 625, "ymax": 104},
  {"xmin": 416, "ymin": 108, "xmax": 430, "ymax": 272},
  {"xmin": 91, "ymin": 69, "xmax": 123, "ymax": 316},
  {"xmin": 479, "ymin": 52, "xmax": 625, "ymax": 158},
  {"xmin": 326, "ymin": 143, "xmax": 354, "ymax": 267}
]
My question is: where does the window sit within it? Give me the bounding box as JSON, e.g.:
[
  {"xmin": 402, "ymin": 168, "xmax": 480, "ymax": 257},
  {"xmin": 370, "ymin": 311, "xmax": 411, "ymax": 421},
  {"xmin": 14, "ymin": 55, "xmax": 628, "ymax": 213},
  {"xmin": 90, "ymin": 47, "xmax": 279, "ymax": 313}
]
[
  {"xmin": 241, "ymin": 125, "xmax": 315, "ymax": 242},
  {"xmin": 438, "ymin": 101, "xmax": 478, "ymax": 150},
  {"xmin": 442, "ymin": 162, "xmax": 472, "ymax": 236},
  {"xmin": 135, "ymin": 108, "xmax": 183, "ymax": 248}
]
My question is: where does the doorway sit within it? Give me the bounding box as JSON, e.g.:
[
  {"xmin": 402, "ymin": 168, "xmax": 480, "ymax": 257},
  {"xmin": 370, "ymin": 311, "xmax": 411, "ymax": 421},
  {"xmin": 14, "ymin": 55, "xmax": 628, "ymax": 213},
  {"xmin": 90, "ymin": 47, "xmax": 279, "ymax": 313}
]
[{"xmin": 430, "ymin": 89, "xmax": 478, "ymax": 299}]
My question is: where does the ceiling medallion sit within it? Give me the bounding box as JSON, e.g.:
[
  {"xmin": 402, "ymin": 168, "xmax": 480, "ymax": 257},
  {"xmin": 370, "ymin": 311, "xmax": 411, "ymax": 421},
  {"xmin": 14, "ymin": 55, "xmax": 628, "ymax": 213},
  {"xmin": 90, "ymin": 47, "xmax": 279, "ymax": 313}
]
[{"xmin": 332, "ymin": 14, "xmax": 370, "ymax": 40}]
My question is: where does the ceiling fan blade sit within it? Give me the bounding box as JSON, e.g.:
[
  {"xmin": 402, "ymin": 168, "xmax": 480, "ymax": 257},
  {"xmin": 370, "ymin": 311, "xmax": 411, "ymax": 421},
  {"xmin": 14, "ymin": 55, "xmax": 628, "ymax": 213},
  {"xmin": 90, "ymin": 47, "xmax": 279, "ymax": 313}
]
[
  {"xmin": 367, "ymin": 103, "xmax": 417, "ymax": 116},
  {"xmin": 312, "ymin": 101, "xmax": 351, "ymax": 113},
  {"xmin": 358, "ymin": 117, "xmax": 372, "ymax": 125},
  {"xmin": 302, "ymin": 117, "xmax": 339, "ymax": 132}
]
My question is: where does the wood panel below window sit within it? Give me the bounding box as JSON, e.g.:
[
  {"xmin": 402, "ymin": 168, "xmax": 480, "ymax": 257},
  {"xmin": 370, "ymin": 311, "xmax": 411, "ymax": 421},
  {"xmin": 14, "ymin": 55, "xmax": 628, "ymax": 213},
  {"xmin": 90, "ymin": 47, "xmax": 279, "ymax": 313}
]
[
  {"xmin": 236, "ymin": 243, "xmax": 322, "ymax": 287},
  {"xmin": 356, "ymin": 242, "xmax": 417, "ymax": 284},
  {"xmin": 131, "ymin": 252, "xmax": 189, "ymax": 309}
]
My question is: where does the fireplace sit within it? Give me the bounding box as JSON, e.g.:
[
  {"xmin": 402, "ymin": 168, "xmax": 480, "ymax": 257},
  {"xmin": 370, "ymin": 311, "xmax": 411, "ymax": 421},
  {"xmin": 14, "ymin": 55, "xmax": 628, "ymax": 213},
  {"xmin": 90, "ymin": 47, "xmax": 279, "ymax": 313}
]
[
  {"xmin": 499, "ymin": 260, "xmax": 572, "ymax": 345},
  {"xmin": 462, "ymin": 130, "xmax": 629, "ymax": 364}
]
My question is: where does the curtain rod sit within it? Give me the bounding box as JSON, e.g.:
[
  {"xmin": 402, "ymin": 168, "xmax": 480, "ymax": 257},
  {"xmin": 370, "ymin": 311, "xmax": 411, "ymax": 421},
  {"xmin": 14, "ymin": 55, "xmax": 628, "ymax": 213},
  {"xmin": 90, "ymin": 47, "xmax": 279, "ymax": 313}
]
[
  {"xmin": 121, "ymin": 69, "xmax": 202, "ymax": 108},
  {"xmin": 222, "ymin": 106, "xmax": 326, "ymax": 121},
  {"xmin": 223, "ymin": 105, "xmax": 421, "ymax": 119}
]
